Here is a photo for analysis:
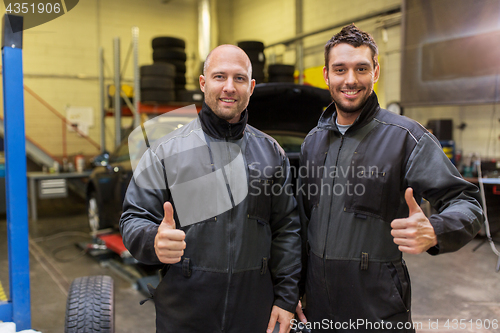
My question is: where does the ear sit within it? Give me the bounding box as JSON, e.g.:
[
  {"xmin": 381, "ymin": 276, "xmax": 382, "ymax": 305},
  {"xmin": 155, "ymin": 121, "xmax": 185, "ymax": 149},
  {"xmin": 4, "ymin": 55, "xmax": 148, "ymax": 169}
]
[
  {"xmin": 322, "ymin": 66, "xmax": 329, "ymax": 85},
  {"xmin": 199, "ymin": 75, "xmax": 206, "ymax": 92},
  {"xmin": 373, "ymin": 63, "xmax": 380, "ymax": 83},
  {"xmin": 249, "ymin": 79, "xmax": 256, "ymax": 95}
]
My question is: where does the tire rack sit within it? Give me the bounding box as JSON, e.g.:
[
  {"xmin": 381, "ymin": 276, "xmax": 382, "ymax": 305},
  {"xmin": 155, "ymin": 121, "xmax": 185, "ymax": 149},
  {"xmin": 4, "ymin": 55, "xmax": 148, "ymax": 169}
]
[
  {"xmin": 0, "ymin": 14, "xmax": 31, "ymax": 329},
  {"xmin": 99, "ymin": 27, "xmax": 141, "ymax": 153}
]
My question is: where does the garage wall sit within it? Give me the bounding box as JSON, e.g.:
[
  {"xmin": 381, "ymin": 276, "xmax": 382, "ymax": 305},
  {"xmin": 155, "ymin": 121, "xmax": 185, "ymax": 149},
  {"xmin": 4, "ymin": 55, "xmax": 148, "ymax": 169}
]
[
  {"xmin": 218, "ymin": 0, "xmax": 500, "ymax": 158},
  {"xmin": 0, "ymin": 0, "xmax": 498, "ymax": 161},
  {"xmin": 404, "ymin": 105, "xmax": 500, "ymax": 159},
  {"xmin": 0, "ymin": 0, "xmax": 198, "ymax": 160}
]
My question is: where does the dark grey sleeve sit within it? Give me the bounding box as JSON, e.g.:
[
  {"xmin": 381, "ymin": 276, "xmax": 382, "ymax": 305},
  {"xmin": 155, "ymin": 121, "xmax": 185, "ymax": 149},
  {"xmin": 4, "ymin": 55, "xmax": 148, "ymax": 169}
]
[
  {"xmin": 405, "ymin": 133, "xmax": 484, "ymax": 254},
  {"xmin": 119, "ymin": 176, "xmax": 171, "ymax": 265},
  {"xmin": 269, "ymin": 154, "xmax": 302, "ymax": 313}
]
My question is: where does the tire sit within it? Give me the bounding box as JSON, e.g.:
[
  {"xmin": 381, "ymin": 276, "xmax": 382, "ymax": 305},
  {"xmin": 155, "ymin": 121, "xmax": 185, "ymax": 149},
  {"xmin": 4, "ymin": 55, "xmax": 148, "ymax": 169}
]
[
  {"xmin": 140, "ymin": 77, "xmax": 175, "ymax": 90},
  {"xmin": 237, "ymin": 41, "xmax": 265, "ymax": 51},
  {"xmin": 65, "ymin": 276, "xmax": 114, "ymax": 333},
  {"xmin": 245, "ymin": 50, "xmax": 265, "ymax": 63},
  {"xmin": 153, "ymin": 48, "xmax": 187, "ymax": 62},
  {"xmin": 177, "ymin": 90, "xmax": 204, "ymax": 103},
  {"xmin": 268, "ymin": 75, "xmax": 295, "ymax": 83},
  {"xmin": 154, "ymin": 59, "xmax": 187, "ymax": 73},
  {"xmin": 253, "ymin": 75, "xmax": 266, "ymax": 84},
  {"xmin": 88, "ymin": 192, "xmax": 104, "ymax": 233},
  {"xmin": 140, "ymin": 63, "xmax": 176, "ymax": 77},
  {"xmin": 268, "ymin": 64, "xmax": 295, "ymax": 76},
  {"xmin": 152, "ymin": 36, "xmax": 186, "ymax": 49},
  {"xmin": 174, "ymin": 74, "xmax": 186, "ymax": 85},
  {"xmin": 252, "ymin": 62, "xmax": 265, "ymax": 74},
  {"xmin": 141, "ymin": 89, "xmax": 176, "ymax": 103}
]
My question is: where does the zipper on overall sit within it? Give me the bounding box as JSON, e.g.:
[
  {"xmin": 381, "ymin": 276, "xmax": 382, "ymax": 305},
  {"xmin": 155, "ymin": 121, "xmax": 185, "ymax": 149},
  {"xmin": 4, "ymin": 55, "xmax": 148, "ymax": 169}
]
[{"xmin": 221, "ymin": 134, "xmax": 235, "ymax": 331}]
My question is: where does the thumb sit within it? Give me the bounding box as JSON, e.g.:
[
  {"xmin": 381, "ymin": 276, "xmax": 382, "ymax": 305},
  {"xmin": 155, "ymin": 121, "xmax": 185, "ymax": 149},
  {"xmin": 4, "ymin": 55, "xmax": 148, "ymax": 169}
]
[
  {"xmin": 405, "ymin": 187, "xmax": 421, "ymax": 216},
  {"xmin": 161, "ymin": 202, "xmax": 176, "ymax": 229}
]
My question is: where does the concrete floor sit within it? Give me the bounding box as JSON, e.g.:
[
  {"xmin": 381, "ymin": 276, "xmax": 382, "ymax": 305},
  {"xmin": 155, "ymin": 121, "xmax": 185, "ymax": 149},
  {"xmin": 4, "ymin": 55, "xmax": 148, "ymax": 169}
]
[{"xmin": 1, "ymin": 199, "xmax": 500, "ymax": 333}]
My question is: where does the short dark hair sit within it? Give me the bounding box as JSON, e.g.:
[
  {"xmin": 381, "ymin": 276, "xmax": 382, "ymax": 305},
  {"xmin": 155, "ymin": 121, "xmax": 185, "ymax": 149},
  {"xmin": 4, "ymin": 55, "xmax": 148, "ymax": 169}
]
[{"xmin": 324, "ymin": 24, "xmax": 378, "ymax": 69}]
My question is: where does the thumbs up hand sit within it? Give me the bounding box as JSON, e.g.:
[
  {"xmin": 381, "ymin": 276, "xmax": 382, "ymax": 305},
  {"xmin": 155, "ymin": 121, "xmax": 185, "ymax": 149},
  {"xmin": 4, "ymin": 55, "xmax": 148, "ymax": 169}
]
[
  {"xmin": 154, "ymin": 202, "xmax": 186, "ymax": 264},
  {"xmin": 390, "ymin": 188, "xmax": 438, "ymax": 254}
]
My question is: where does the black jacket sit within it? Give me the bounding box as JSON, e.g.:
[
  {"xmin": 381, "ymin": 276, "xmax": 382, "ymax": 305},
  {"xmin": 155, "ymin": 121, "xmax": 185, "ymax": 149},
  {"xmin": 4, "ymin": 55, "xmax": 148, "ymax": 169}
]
[
  {"xmin": 298, "ymin": 93, "xmax": 483, "ymax": 329},
  {"xmin": 120, "ymin": 103, "xmax": 302, "ymax": 333}
]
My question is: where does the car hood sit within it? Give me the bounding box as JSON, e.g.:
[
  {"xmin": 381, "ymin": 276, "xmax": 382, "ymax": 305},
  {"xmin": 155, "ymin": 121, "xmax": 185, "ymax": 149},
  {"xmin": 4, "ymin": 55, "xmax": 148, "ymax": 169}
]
[{"xmin": 247, "ymin": 83, "xmax": 332, "ymax": 135}]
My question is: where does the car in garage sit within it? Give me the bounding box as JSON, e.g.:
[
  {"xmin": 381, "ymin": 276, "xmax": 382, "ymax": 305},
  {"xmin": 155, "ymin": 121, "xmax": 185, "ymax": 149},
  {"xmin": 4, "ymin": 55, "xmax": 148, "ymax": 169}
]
[
  {"xmin": 86, "ymin": 106, "xmax": 200, "ymax": 232},
  {"xmin": 86, "ymin": 83, "xmax": 332, "ymax": 232}
]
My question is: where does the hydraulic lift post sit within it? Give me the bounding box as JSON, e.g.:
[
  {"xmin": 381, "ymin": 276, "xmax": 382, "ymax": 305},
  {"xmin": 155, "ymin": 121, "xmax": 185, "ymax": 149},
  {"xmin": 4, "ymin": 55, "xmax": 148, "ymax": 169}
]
[{"xmin": 0, "ymin": 14, "xmax": 31, "ymax": 329}]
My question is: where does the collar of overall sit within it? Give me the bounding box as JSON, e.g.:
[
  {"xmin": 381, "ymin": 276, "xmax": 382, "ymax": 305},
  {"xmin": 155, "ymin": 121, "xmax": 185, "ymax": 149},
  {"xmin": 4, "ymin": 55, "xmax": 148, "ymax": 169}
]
[{"xmin": 199, "ymin": 102, "xmax": 248, "ymax": 140}]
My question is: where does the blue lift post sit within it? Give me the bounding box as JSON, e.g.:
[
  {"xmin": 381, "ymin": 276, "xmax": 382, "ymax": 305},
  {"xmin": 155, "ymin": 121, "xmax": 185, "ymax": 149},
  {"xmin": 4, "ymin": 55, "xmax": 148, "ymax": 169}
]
[{"xmin": 0, "ymin": 14, "xmax": 31, "ymax": 329}]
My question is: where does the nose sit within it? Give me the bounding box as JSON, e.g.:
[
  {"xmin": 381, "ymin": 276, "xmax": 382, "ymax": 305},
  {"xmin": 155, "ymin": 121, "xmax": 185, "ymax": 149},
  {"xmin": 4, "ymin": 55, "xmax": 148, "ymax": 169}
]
[
  {"xmin": 223, "ymin": 78, "xmax": 236, "ymax": 93},
  {"xmin": 345, "ymin": 69, "xmax": 358, "ymax": 86}
]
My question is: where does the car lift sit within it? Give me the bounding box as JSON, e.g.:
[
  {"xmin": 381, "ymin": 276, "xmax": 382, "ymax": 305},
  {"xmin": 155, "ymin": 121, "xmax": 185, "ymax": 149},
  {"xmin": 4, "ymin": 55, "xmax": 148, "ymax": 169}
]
[
  {"xmin": 0, "ymin": 14, "xmax": 31, "ymax": 330},
  {"xmin": 83, "ymin": 231, "xmax": 161, "ymax": 295}
]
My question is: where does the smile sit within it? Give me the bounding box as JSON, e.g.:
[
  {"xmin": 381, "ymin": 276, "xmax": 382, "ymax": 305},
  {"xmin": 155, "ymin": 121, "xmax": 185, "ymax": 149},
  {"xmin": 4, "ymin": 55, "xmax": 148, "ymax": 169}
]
[
  {"xmin": 342, "ymin": 90, "xmax": 360, "ymax": 96},
  {"xmin": 220, "ymin": 98, "xmax": 236, "ymax": 103}
]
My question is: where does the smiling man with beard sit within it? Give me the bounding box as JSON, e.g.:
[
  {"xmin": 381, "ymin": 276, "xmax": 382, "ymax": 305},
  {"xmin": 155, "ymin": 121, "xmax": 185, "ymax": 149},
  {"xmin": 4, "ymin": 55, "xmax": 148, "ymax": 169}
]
[{"xmin": 295, "ymin": 24, "xmax": 483, "ymax": 332}]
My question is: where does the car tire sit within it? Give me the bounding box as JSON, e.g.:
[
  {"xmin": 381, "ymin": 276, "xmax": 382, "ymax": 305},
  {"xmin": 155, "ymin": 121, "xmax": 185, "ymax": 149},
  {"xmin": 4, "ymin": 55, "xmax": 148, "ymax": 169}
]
[
  {"xmin": 244, "ymin": 50, "xmax": 266, "ymax": 64},
  {"xmin": 65, "ymin": 275, "xmax": 114, "ymax": 333},
  {"xmin": 140, "ymin": 63, "xmax": 176, "ymax": 78},
  {"xmin": 174, "ymin": 74, "xmax": 187, "ymax": 85},
  {"xmin": 268, "ymin": 64, "xmax": 295, "ymax": 76},
  {"xmin": 177, "ymin": 90, "xmax": 204, "ymax": 103},
  {"xmin": 154, "ymin": 59, "xmax": 187, "ymax": 73},
  {"xmin": 237, "ymin": 41, "xmax": 265, "ymax": 51},
  {"xmin": 140, "ymin": 77, "xmax": 175, "ymax": 90},
  {"xmin": 268, "ymin": 75, "xmax": 295, "ymax": 83},
  {"xmin": 141, "ymin": 89, "xmax": 176, "ymax": 103},
  {"xmin": 153, "ymin": 48, "xmax": 187, "ymax": 62},
  {"xmin": 88, "ymin": 192, "xmax": 103, "ymax": 233},
  {"xmin": 152, "ymin": 36, "xmax": 186, "ymax": 49}
]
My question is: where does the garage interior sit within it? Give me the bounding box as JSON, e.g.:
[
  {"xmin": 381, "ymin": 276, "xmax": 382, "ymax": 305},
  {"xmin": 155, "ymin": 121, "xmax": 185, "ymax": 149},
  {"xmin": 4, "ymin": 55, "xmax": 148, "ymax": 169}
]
[{"xmin": 1, "ymin": 0, "xmax": 500, "ymax": 332}]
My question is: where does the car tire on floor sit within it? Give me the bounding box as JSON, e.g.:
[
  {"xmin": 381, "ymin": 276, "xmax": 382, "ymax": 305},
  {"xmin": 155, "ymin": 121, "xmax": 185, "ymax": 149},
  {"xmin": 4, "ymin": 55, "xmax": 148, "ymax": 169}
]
[{"xmin": 65, "ymin": 275, "xmax": 114, "ymax": 333}]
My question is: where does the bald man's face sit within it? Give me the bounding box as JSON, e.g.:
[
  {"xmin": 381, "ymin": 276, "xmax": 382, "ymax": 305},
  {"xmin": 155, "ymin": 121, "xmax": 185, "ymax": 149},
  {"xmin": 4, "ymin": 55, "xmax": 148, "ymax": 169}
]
[{"xmin": 199, "ymin": 46, "xmax": 255, "ymax": 123}]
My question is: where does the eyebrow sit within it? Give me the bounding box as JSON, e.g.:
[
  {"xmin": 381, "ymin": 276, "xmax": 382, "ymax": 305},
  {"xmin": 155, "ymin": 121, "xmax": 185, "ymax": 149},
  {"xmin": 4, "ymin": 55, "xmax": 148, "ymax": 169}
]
[
  {"xmin": 331, "ymin": 61, "xmax": 372, "ymax": 67},
  {"xmin": 211, "ymin": 71, "xmax": 249, "ymax": 77}
]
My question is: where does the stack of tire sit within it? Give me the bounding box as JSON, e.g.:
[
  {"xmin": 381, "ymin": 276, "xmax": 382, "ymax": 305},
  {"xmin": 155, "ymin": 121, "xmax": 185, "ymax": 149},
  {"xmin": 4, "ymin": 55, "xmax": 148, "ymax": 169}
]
[
  {"xmin": 140, "ymin": 63, "xmax": 176, "ymax": 104},
  {"xmin": 237, "ymin": 41, "xmax": 265, "ymax": 84},
  {"xmin": 152, "ymin": 36, "xmax": 187, "ymax": 100},
  {"xmin": 268, "ymin": 64, "xmax": 295, "ymax": 83}
]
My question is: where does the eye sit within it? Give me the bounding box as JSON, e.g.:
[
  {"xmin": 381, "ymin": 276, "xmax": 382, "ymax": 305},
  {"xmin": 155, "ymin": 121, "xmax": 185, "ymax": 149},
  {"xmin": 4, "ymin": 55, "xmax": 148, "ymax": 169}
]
[
  {"xmin": 214, "ymin": 74, "xmax": 224, "ymax": 79},
  {"xmin": 334, "ymin": 68, "xmax": 345, "ymax": 74},
  {"xmin": 235, "ymin": 76, "xmax": 246, "ymax": 82}
]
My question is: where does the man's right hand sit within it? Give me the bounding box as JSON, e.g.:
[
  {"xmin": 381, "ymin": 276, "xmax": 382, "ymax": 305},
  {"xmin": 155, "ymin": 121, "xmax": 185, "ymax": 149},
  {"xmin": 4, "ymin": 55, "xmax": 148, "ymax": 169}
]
[{"xmin": 154, "ymin": 202, "xmax": 186, "ymax": 264}]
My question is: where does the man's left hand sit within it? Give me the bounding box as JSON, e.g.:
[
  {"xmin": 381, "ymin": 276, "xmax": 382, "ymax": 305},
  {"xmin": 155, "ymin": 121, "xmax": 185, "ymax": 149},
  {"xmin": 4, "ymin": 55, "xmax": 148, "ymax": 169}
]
[
  {"xmin": 390, "ymin": 187, "xmax": 438, "ymax": 254},
  {"xmin": 267, "ymin": 305, "xmax": 294, "ymax": 333}
]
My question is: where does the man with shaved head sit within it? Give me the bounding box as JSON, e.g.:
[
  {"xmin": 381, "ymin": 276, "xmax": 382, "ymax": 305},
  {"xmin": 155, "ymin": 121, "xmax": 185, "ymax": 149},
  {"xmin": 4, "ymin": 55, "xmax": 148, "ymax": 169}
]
[{"xmin": 120, "ymin": 45, "xmax": 301, "ymax": 333}]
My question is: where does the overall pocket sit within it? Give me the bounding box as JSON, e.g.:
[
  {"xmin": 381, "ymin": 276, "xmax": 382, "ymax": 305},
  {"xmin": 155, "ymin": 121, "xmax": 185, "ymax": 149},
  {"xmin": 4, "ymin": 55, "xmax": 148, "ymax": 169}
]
[
  {"xmin": 248, "ymin": 177, "xmax": 272, "ymax": 223},
  {"xmin": 349, "ymin": 170, "xmax": 389, "ymax": 220}
]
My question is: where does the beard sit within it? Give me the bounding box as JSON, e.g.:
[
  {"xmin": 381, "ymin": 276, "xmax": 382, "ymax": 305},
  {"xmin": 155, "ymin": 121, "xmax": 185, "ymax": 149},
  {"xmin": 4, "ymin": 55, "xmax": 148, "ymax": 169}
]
[{"xmin": 329, "ymin": 86, "xmax": 373, "ymax": 114}]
